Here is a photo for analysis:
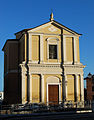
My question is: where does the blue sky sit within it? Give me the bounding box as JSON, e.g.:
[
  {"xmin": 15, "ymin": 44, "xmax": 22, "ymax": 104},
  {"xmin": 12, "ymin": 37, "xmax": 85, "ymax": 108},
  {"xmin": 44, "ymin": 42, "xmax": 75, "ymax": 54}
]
[{"xmin": 0, "ymin": 0, "xmax": 94, "ymax": 91}]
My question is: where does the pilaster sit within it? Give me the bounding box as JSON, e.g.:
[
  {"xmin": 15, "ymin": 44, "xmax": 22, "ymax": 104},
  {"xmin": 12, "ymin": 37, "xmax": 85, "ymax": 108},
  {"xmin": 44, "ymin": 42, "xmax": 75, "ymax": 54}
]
[
  {"xmin": 64, "ymin": 74, "xmax": 67, "ymax": 101},
  {"xmin": 73, "ymin": 37, "xmax": 78, "ymax": 64},
  {"xmin": 75, "ymin": 74, "xmax": 79, "ymax": 101},
  {"xmin": 29, "ymin": 74, "xmax": 32, "ymax": 102},
  {"xmin": 21, "ymin": 72, "xmax": 26, "ymax": 104},
  {"xmin": 80, "ymin": 74, "xmax": 84, "ymax": 101},
  {"xmin": 41, "ymin": 74, "xmax": 44, "ymax": 102},
  {"xmin": 28, "ymin": 33, "xmax": 32, "ymax": 62},
  {"xmin": 63, "ymin": 35, "xmax": 67, "ymax": 64},
  {"xmin": 40, "ymin": 35, "xmax": 44, "ymax": 63}
]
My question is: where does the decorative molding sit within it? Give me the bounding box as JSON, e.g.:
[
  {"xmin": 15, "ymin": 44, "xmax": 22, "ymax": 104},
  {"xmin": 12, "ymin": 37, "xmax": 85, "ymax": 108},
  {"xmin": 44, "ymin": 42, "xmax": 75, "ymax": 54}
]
[
  {"xmin": 46, "ymin": 37, "xmax": 59, "ymax": 41},
  {"xmin": 48, "ymin": 26, "xmax": 57, "ymax": 32},
  {"xmin": 28, "ymin": 32, "xmax": 61, "ymax": 36}
]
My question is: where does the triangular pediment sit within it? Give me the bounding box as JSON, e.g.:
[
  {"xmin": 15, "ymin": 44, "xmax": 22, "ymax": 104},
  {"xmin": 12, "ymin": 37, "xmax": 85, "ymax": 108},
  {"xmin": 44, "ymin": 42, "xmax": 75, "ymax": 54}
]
[
  {"xmin": 15, "ymin": 20, "xmax": 81, "ymax": 36},
  {"xmin": 28, "ymin": 22, "xmax": 61, "ymax": 34},
  {"xmin": 28, "ymin": 20, "xmax": 81, "ymax": 36}
]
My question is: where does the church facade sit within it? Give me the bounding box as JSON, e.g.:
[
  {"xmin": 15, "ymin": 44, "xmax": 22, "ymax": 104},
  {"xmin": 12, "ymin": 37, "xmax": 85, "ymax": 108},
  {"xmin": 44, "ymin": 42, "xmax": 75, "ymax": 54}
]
[{"xmin": 2, "ymin": 13, "xmax": 85, "ymax": 104}]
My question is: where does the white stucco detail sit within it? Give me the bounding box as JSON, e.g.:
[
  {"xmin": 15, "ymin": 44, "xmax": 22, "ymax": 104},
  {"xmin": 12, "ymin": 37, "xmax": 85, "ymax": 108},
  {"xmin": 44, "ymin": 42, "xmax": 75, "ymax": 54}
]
[
  {"xmin": 75, "ymin": 75, "xmax": 79, "ymax": 101},
  {"xmin": 41, "ymin": 74, "xmax": 44, "ymax": 102},
  {"xmin": 40, "ymin": 34, "xmax": 44, "ymax": 62},
  {"xmin": 28, "ymin": 33, "xmax": 32, "ymax": 62},
  {"xmin": 80, "ymin": 74, "xmax": 84, "ymax": 101},
  {"xmin": 63, "ymin": 35, "xmax": 67, "ymax": 64},
  {"xmin": 73, "ymin": 37, "xmax": 78, "ymax": 64},
  {"xmin": 30, "ymin": 74, "xmax": 32, "ymax": 102},
  {"xmin": 64, "ymin": 75, "xmax": 67, "ymax": 101},
  {"xmin": 48, "ymin": 26, "xmax": 57, "ymax": 32},
  {"xmin": 21, "ymin": 73, "xmax": 26, "ymax": 104}
]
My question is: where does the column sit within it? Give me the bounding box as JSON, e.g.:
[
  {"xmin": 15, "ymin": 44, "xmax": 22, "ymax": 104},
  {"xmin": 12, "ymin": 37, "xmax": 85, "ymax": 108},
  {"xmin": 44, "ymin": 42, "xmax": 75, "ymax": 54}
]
[
  {"xmin": 40, "ymin": 35, "xmax": 44, "ymax": 63},
  {"xmin": 64, "ymin": 74, "xmax": 67, "ymax": 101},
  {"xmin": 63, "ymin": 35, "xmax": 67, "ymax": 64},
  {"xmin": 73, "ymin": 37, "xmax": 78, "ymax": 64},
  {"xmin": 41, "ymin": 74, "xmax": 44, "ymax": 103},
  {"xmin": 28, "ymin": 33, "xmax": 32, "ymax": 62},
  {"xmin": 29, "ymin": 74, "xmax": 32, "ymax": 102},
  {"xmin": 80, "ymin": 74, "xmax": 84, "ymax": 101},
  {"xmin": 21, "ymin": 72, "xmax": 26, "ymax": 104},
  {"xmin": 75, "ymin": 75, "xmax": 79, "ymax": 101},
  {"xmin": 57, "ymin": 40, "xmax": 59, "ymax": 62}
]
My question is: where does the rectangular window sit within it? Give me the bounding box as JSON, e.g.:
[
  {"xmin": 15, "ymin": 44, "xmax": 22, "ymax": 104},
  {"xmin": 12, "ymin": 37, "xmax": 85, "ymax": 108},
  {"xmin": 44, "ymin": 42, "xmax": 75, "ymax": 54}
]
[
  {"xmin": 92, "ymin": 86, "xmax": 94, "ymax": 91},
  {"xmin": 92, "ymin": 77, "xmax": 94, "ymax": 84},
  {"xmin": 49, "ymin": 45, "xmax": 57, "ymax": 59},
  {"xmin": 92, "ymin": 95, "xmax": 94, "ymax": 100}
]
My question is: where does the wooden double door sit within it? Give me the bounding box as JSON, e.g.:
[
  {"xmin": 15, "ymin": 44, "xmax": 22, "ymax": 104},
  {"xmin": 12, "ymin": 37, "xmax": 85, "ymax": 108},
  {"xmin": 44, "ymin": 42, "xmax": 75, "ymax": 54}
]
[{"xmin": 48, "ymin": 85, "xmax": 59, "ymax": 104}]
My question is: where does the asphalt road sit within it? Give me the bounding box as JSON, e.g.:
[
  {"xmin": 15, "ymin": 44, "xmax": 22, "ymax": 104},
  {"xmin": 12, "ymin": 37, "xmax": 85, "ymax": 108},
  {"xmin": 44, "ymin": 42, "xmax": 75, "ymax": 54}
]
[{"xmin": 1, "ymin": 112, "xmax": 94, "ymax": 120}]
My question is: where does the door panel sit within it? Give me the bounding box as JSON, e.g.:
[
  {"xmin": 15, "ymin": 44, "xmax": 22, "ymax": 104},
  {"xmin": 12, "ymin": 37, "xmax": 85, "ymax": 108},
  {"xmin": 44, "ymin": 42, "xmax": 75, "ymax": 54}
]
[{"xmin": 48, "ymin": 85, "xmax": 59, "ymax": 104}]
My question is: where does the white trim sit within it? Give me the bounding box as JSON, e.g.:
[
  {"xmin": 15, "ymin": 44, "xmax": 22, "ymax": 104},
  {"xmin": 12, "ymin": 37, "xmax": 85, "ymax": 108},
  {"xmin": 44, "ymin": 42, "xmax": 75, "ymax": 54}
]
[
  {"xmin": 30, "ymin": 74, "xmax": 32, "ymax": 102},
  {"xmin": 21, "ymin": 73, "xmax": 26, "ymax": 104},
  {"xmin": 47, "ymin": 83, "xmax": 61, "ymax": 104},
  {"xmin": 30, "ymin": 71, "xmax": 62, "ymax": 75},
  {"xmin": 27, "ymin": 32, "xmax": 61, "ymax": 36},
  {"xmin": 47, "ymin": 37, "xmax": 59, "ymax": 41},
  {"xmin": 63, "ymin": 34, "xmax": 77, "ymax": 37},
  {"xmin": 63, "ymin": 61, "xmax": 73, "ymax": 64},
  {"xmin": 43, "ymin": 62, "xmax": 61, "ymax": 64},
  {"xmin": 63, "ymin": 35, "xmax": 67, "ymax": 64},
  {"xmin": 75, "ymin": 75, "xmax": 79, "ymax": 101},
  {"xmin": 28, "ymin": 33, "xmax": 32, "ymax": 62},
  {"xmin": 40, "ymin": 34, "xmax": 44, "ymax": 62},
  {"xmin": 73, "ymin": 37, "xmax": 78, "ymax": 64},
  {"xmin": 41, "ymin": 74, "xmax": 44, "ymax": 102},
  {"xmin": 47, "ymin": 37, "xmax": 59, "ymax": 62},
  {"xmin": 80, "ymin": 74, "xmax": 84, "ymax": 101},
  {"xmin": 31, "ymin": 61, "xmax": 39, "ymax": 63},
  {"xmin": 64, "ymin": 75, "xmax": 67, "ymax": 101}
]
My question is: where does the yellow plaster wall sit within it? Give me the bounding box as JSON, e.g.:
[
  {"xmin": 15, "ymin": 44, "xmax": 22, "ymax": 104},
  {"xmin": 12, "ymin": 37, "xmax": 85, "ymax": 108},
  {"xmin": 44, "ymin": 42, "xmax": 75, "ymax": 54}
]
[
  {"xmin": 44, "ymin": 74, "xmax": 62, "ymax": 103},
  {"xmin": 66, "ymin": 37, "xmax": 73, "ymax": 62},
  {"xmin": 32, "ymin": 75, "xmax": 40, "ymax": 103},
  {"xmin": 32, "ymin": 35, "xmax": 39, "ymax": 61},
  {"xmin": 67, "ymin": 75, "xmax": 75, "ymax": 101},
  {"xmin": 43, "ymin": 35, "xmax": 61, "ymax": 63},
  {"xmin": 33, "ymin": 24, "xmax": 61, "ymax": 34}
]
